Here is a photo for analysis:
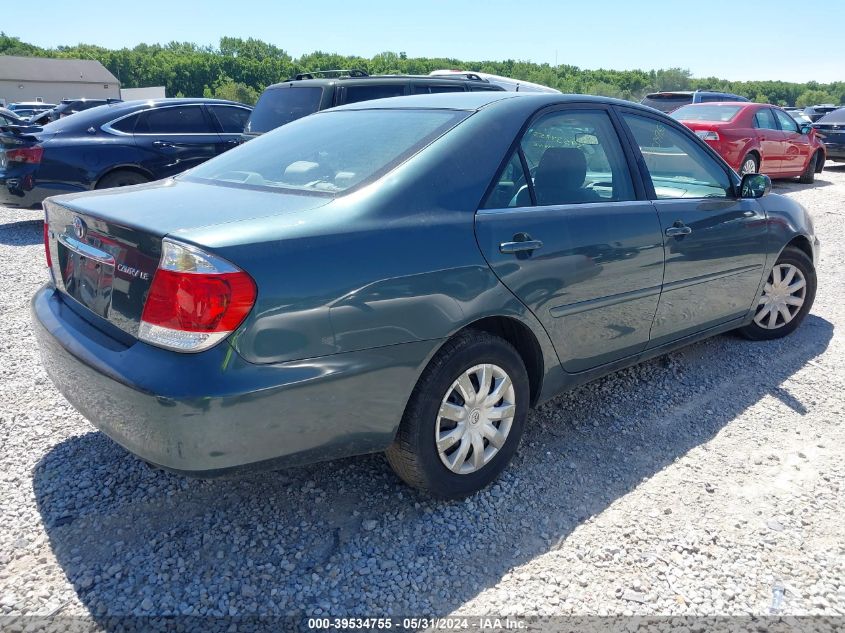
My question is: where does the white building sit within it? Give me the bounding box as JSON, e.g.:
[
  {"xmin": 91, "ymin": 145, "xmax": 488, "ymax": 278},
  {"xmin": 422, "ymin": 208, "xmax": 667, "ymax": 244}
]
[{"xmin": 0, "ymin": 55, "xmax": 120, "ymax": 105}]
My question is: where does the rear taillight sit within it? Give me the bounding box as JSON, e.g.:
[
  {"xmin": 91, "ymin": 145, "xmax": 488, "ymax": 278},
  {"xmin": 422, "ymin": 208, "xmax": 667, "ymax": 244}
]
[
  {"xmin": 6, "ymin": 146, "xmax": 43, "ymax": 164},
  {"xmin": 43, "ymin": 218, "xmax": 52, "ymax": 268},
  {"xmin": 139, "ymin": 239, "xmax": 256, "ymax": 352},
  {"xmin": 695, "ymin": 130, "xmax": 720, "ymax": 141}
]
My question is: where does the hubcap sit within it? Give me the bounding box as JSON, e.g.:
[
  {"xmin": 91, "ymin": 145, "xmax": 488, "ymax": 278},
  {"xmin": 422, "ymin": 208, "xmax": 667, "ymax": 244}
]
[
  {"xmin": 435, "ymin": 363, "xmax": 516, "ymax": 475},
  {"xmin": 754, "ymin": 263, "xmax": 806, "ymax": 330},
  {"xmin": 742, "ymin": 158, "xmax": 757, "ymax": 175}
]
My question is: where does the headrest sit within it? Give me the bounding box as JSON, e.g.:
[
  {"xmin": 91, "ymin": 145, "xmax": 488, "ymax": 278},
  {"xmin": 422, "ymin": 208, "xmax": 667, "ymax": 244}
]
[{"xmin": 535, "ymin": 147, "xmax": 587, "ymax": 190}]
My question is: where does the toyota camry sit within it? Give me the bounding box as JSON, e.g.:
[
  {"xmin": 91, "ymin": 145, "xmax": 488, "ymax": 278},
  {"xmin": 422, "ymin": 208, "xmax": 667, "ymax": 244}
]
[{"xmin": 32, "ymin": 92, "xmax": 819, "ymax": 498}]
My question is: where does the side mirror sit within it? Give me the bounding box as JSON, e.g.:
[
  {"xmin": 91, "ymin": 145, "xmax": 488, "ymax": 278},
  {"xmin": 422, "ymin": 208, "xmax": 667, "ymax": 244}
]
[
  {"xmin": 800, "ymin": 125, "xmax": 812, "ymax": 135},
  {"xmin": 740, "ymin": 173, "xmax": 771, "ymax": 199}
]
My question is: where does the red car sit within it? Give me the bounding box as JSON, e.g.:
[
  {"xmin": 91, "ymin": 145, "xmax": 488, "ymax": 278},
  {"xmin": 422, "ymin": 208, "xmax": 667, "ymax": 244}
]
[{"xmin": 671, "ymin": 102, "xmax": 826, "ymax": 183}]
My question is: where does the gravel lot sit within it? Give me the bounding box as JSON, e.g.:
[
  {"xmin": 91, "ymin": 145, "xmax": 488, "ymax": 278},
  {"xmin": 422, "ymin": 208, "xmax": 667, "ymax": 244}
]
[{"xmin": 1, "ymin": 166, "xmax": 843, "ymax": 625}]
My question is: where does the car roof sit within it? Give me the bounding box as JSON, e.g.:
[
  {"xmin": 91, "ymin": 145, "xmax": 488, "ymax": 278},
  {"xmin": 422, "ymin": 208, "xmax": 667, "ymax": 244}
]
[
  {"xmin": 114, "ymin": 98, "xmax": 249, "ymax": 109},
  {"xmin": 330, "ymin": 91, "xmax": 652, "ymax": 113},
  {"xmin": 263, "ymin": 74, "xmax": 502, "ymax": 90}
]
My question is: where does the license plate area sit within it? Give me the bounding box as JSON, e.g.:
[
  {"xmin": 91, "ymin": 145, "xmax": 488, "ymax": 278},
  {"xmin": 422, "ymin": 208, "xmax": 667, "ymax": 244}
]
[{"xmin": 57, "ymin": 234, "xmax": 116, "ymax": 319}]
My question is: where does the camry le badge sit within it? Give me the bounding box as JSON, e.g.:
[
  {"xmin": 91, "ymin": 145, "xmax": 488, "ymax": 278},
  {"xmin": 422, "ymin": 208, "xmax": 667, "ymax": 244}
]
[{"xmin": 73, "ymin": 216, "xmax": 86, "ymax": 240}]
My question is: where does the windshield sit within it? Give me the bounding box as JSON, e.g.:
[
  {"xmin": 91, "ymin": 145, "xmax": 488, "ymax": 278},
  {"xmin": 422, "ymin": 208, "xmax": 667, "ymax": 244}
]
[
  {"xmin": 640, "ymin": 94, "xmax": 692, "ymax": 113},
  {"xmin": 671, "ymin": 104, "xmax": 742, "ymax": 122},
  {"xmin": 186, "ymin": 108, "xmax": 469, "ymax": 195},
  {"xmin": 245, "ymin": 87, "xmax": 323, "ymax": 134}
]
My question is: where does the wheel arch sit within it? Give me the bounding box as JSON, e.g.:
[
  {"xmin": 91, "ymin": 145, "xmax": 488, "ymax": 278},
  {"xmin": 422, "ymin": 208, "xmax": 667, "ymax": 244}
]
[
  {"xmin": 784, "ymin": 234, "xmax": 814, "ymax": 262},
  {"xmin": 456, "ymin": 315, "xmax": 545, "ymax": 407},
  {"xmin": 94, "ymin": 164, "xmax": 155, "ymax": 189}
]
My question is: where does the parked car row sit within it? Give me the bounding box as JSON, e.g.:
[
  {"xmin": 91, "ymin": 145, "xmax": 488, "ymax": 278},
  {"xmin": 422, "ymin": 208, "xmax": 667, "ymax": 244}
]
[
  {"xmin": 4, "ymin": 74, "xmax": 841, "ymax": 209},
  {"xmin": 1, "ymin": 71, "xmax": 512, "ymax": 207},
  {"xmin": 33, "ymin": 90, "xmax": 819, "ymax": 498}
]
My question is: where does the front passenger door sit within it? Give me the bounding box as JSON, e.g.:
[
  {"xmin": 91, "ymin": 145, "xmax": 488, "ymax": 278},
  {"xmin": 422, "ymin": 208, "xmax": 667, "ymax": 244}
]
[
  {"xmin": 773, "ymin": 108, "xmax": 810, "ymax": 173},
  {"xmin": 620, "ymin": 111, "xmax": 768, "ymax": 346},
  {"xmin": 133, "ymin": 104, "xmax": 222, "ymax": 178}
]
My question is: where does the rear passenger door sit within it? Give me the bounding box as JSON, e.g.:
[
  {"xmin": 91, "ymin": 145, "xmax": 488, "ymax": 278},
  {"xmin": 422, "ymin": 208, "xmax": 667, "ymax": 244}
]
[
  {"xmin": 207, "ymin": 104, "xmax": 252, "ymax": 153},
  {"xmin": 618, "ymin": 110, "xmax": 768, "ymax": 345},
  {"xmin": 475, "ymin": 106, "xmax": 665, "ymax": 373},
  {"xmin": 133, "ymin": 104, "xmax": 222, "ymax": 178}
]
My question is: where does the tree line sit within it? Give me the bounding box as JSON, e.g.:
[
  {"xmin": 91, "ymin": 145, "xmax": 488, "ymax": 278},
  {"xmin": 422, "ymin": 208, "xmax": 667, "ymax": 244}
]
[{"xmin": 2, "ymin": 33, "xmax": 842, "ymax": 108}]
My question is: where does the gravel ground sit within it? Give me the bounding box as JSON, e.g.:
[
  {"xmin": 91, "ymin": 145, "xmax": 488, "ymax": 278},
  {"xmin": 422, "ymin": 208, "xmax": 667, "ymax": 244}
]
[{"xmin": 1, "ymin": 166, "xmax": 843, "ymax": 626}]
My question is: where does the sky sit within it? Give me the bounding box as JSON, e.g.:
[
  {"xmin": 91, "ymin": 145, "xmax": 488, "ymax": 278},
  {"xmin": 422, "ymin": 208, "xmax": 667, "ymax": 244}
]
[{"xmin": 5, "ymin": 0, "xmax": 844, "ymax": 83}]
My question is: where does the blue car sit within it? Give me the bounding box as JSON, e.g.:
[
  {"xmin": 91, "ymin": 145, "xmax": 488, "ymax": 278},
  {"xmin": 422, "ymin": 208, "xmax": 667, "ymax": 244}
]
[
  {"xmin": 33, "ymin": 92, "xmax": 819, "ymax": 498},
  {"xmin": 0, "ymin": 98, "xmax": 252, "ymax": 207}
]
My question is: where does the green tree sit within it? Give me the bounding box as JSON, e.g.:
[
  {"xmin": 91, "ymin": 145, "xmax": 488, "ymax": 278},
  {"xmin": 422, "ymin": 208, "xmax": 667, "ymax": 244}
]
[{"xmin": 795, "ymin": 89, "xmax": 839, "ymax": 108}]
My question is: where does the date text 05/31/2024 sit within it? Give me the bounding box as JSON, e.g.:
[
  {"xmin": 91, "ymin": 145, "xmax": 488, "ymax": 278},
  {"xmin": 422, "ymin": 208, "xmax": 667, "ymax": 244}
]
[{"xmin": 307, "ymin": 617, "xmax": 526, "ymax": 630}]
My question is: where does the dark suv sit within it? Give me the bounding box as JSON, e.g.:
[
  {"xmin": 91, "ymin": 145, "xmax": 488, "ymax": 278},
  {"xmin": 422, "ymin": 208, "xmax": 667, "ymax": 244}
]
[
  {"xmin": 30, "ymin": 98, "xmax": 123, "ymax": 126},
  {"xmin": 640, "ymin": 90, "xmax": 749, "ymax": 114},
  {"xmin": 243, "ymin": 69, "xmax": 505, "ymax": 138}
]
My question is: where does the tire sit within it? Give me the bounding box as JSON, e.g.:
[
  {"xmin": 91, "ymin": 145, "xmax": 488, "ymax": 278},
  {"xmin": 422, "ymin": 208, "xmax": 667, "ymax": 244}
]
[
  {"xmin": 798, "ymin": 153, "xmax": 817, "ymax": 184},
  {"xmin": 96, "ymin": 170, "xmax": 150, "ymax": 190},
  {"xmin": 738, "ymin": 246, "xmax": 816, "ymax": 341},
  {"xmin": 740, "ymin": 153, "xmax": 759, "ymax": 176},
  {"xmin": 386, "ymin": 330, "xmax": 530, "ymax": 499}
]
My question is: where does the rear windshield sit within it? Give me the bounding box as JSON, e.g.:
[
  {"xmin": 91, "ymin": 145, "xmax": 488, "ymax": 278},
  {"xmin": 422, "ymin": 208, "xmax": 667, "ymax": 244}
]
[
  {"xmin": 640, "ymin": 94, "xmax": 692, "ymax": 113},
  {"xmin": 42, "ymin": 103, "xmax": 128, "ymax": 132},
  {"xmin": 244, "ymin": 87, "xmax": 323, "ymax": 134},
  {"xmin": 186, "ymin": 109, "xmax": 468, "ymax": 195},
  {"xmin": 671, "ymin": 104, "xmax": 742, "ymax": 122},
  {"xmin": 816, "ymin": 108, "xmax": 845, "ymax": 124}
]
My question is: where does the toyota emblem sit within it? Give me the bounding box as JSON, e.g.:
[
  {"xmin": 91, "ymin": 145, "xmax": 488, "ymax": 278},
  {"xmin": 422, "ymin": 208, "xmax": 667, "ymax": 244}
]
[{"xmin": 73, "ymin": 216, "xmax": 86, "ymax": 240}]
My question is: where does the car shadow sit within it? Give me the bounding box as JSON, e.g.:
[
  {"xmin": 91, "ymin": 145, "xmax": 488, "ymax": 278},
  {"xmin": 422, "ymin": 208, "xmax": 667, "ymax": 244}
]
[
  {"xmin": 0, "ymin": 218, "xmax": 43, "ymax": 246},
  {"xmin": 32, "ymin": 315, "xmax": 833, "ymax": 623}
]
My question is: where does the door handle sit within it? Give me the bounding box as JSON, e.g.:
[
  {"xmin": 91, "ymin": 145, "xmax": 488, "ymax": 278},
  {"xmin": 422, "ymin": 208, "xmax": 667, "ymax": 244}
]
[
  {"xmin": 152, "ymin": 140, "xmax": 175, "ymax": 148},
  {"xmin": 665, "ymin": 225, "xmax": 692, "ymax": 237},
  {"xmin": 500, "ymin": 237, "xmax": 543, "ymax": 254}
]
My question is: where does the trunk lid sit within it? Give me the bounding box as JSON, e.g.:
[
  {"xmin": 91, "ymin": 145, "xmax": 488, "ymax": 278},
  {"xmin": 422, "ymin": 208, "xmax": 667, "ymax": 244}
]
[{"xmin": 45, "ymin": 178, "xmax": 331, "ymax": 338}]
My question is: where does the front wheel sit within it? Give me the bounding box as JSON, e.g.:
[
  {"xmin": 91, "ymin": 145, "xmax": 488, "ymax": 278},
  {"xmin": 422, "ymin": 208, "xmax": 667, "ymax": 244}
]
[
  {"xmin": 798, "ymin": 153, "xmax": 818, "ymax": 184},
  {"xmin": 738, "ymin": 246, "xmax": 816, "ymax": 340},
  {"xmin": 386, "ymin": 330, "xmax": 529, "ymax": 499}
]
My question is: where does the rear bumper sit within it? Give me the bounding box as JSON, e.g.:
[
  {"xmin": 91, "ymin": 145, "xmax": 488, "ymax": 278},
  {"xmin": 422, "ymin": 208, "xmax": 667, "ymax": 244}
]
[
  {"xmin": 1, "ymin": 171, "xmax": 90, "ymax": 208},
  {"xmin": 32, "ymin": 285, "xmax": 435, "ymax": 476},
  {"xmin": 821, "ymin": 142, "xmax": 845, "ymax": 161}
]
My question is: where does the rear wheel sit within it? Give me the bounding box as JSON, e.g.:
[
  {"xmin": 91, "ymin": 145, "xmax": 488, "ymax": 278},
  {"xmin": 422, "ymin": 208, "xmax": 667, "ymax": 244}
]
[
  {"xmin": 740, "ymin": 153, "xmax": 759, "ymax": 176},
  {"xmin": 96, "ymin": 170, "xmax": 150, "ymax": 190},
  {"xmin": 386, "ymin": 330, "xmax": 529, "ymax": 499},
  {"xmin": 798, "ymin": 153, "xmax": 817, "ymax": 184},
  {"xmin": 738, "ymin": 246, "xmax": 816, "ymax": 340}
]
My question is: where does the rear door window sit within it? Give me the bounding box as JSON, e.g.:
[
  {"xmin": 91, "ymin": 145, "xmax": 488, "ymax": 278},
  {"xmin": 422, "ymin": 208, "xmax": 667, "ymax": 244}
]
[
  {"xmin": 753, "ymin": 108, "xmax": 779, "ymax": 130},
  {"xmin": 516, "ymin": 109, "xmax": 635, "ymax": 205},
  {"xmin": 209, "ymin": 105, "xmax": 251, "ymax": 133},
  {"xmin": 135, "ymin": 106, "xmax": 214, "ymax": 134},
  {"xmin": 245, "ymin": 87, "xmax": 323, "ymax": 134},
  {"xmin": 110, "ymin": 112, "xmax": 141, "ymax": 133},
  {"xmin": 341, "ymin": 84, "xmax": 408, "ymax": 104}
]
